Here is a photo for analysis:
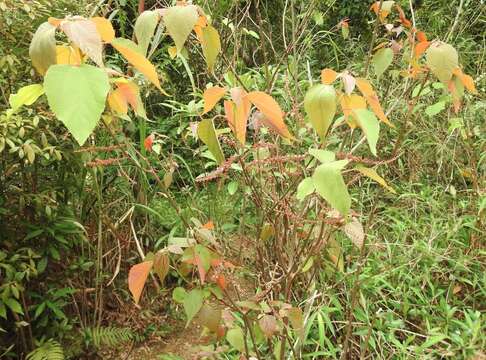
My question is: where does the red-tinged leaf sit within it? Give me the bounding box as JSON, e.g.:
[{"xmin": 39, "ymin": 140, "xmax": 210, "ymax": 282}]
[
  {"xmin": 321, "ymin": 68, "xmax": 338, "ymax": 85},
  {"xmin": 108, "ymin": 89, "xmax": 128, "ymax": 115},
  {"xmin": 91, "ymin": 17, "xmax": 115, "ymax": 43},
  {"xmin": 216, "ymin": 274, "xmax": 226, "ymax": 290},
  {"xmin": 144, "ymin": 134, "xmax": 155, "ymax": 151},
  {"xmin": 416, "ymin": 31, "xmax": 427, "ymax": 43},
  {"xmin": 60, "ymin": 19, "xmax": 103, "ymax": 66},
  {"xmin": 216, "ymin": 325, "xmax": 226, "ymax": 339},
  {"xmin": 259, "ymin": 315, "xmax": 278, "ymax": 338},
  {"xmin": 448, "ymin": 78, "xmax": 463, "ymax": 113},
  {"xmin": 245, "ymin": 91, "xmax": 293, "ymax": 139},
  {"xmin": 414, "ymin": 41, "xmax": 430, "ymax": 58},
  {"xmin": 128, "ymin": 261, "xmax": 153, "ymax": 304},
  {"xmin": 355, "ymin": 78, "xmax": 393, "ymax": 127},
  {"xmin": 396, "ymin": 4, "xmax": 412, "ymax": 28},
  {"xmin": 202, "ymin": 86, "xmax": 226, "ymax": 114},
  {"xmin": 111, "ymin": 38, "xmax": 161, "ymax": 90},
  {"xmin": 115, "ymin": 80, "xmax": 147, "ymax": 118}
]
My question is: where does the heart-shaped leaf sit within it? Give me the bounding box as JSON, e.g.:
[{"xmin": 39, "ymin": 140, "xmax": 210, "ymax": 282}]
[
  {"xmin": 44, "ymin": 64, "xmax": 110, "ymax": 145},
  {"xmin": 134, "ymin": 11, "xmax": 160, "ymax": 55},
  {"xmin": 372, "ymin": 47, "xmax": 393, "ymax": 78},
  {"xmin": 426, "ymin": 42, "xmax": 458, "ymax": 83},
  {"xmin": 128, "ymin": 261, "xmax": 153, "ymax": 304},
  {"xmin": 304, "ymin": 84, "xmax": 337, "ymax": 140},
  {"xmin": 163, "ymin": 5, "xmax": 199, "ymax": 53},
  {"xmin": 313, "ymin": 160, "xmax": 350, "ymax": 216}
]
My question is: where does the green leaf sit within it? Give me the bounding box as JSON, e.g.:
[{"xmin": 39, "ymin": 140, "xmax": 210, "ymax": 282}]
[
  {"xmin": 29, "ymin": 22, "xmax": 57, "ymax": 75},
  {"xmin": 308, "ymin": 149, "xmax": 335, "ymax": 163},
  {"xmin": 135, "ymin": 10, "xmax": 160, "ymax": 56},
  {"xmin": 372, "ymin": 48, "xmax": 393, "ymax": 79},
  {"xmin": 172, "ymin": 287, "xmax": 187, "ymax": 304},
  {"xmin": 183, "ymin": 289, "xmax": 204, "ymax": 326},
  {"xmin": 197, "ymin": 119, "xmax": 225, "ymax": 164},
  {"xmin": 296, "ymin": 177, "xmax": 315, "ymax": 201},
  {"xmin": 425, "ymin": 101, "xmax": 446, "ymax": 117},
  {"xmin": 43, "ymin": 64, "xmax": 110, "ymax": 145},
  {"xmin": 312, "ymin": 160, "xmax": 351, "ymax": 216},
  {"xmin": 353, "ymin": 109, "xmax": 380, "ymax": 156},
  {"xmin": 201, "ymin": 25, "xmax": 221, "ymax": 72},
  {"xmin": 426, "ymin": 42, "xmax": 458, "ymax": 83},
  {"xmin": 163, "ymin": 5, "xmax": 199, "ymax": 53},
  {"xmin": 9, "ymin": 84, "xmax": 44, "ymax": 112},
  {"xmin": 226, "ymin": 327, "xmax": 245, "ymax": 352},
  {"xmin": 5, "ymin": 298, "xmax": 23, "ymax": 315},
  {"xmin": 304, "ymin": 84, "xmax": 337, "ymax": 140}
]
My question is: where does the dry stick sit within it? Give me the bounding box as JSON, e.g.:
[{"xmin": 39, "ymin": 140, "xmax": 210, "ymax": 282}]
[{"xmin": 364, "ymin": 0, "xmax": 384, "ymax": 77}]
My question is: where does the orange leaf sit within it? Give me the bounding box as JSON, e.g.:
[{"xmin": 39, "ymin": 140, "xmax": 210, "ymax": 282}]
[
  {"xmin": 202, "ymin": 220, "xmax": 214, "ymax": 230},
  {"xmin": 245, "ymin": 91, "xmax": 292, "ymax": 139},
  {"xmin": 91, "ymin": 17, "xmax": 115, "ymax": 43},
  {"xmin": 340, "ymin": 94, "xmax": 366, "ymax": 128},
  {"xmin": 128, "ymin": 261, "xmax": 153, "ymax": 304},
  {"xmin": 108, "ymin": 89, "xmax": 128, "ymax": 115},
  {"xmin": 416, "ymin": 31, "xmax": 427, "ymax": 43},
  {"xmin": 225, "ymin": 88, "xmax": 251, "ymax": 145},
  {"xmin": 396, "ymin": 5, "xmax": 412, "ymax": 28},
  {"xmin": 48, "ymin": 17, "xmax": 62, "ymax": 27},
  {"xmin": 202, "ymin": 86, "xmax": 226, "ymax": 114},
  {"xmin": 144, "ymin": 134, "xmax": 155, "ymax": 151},
  {"xmin": 216, "ymin": 274, "xmax": 226, "ymax": 290},
  {"xmin": 453, "ymin": 68, "xmax": 477, "ymax": 94},
  {"xmin": 321, "ymin": 68, "xmax": 338, "ymax": 85},
  {"xmin": 112, "ymin": 38, "xmax": 161, "ymax": 90},
  {"xmin": 355, "ymin": 78, "xmax": 393, "ymax": 127},
  {"xmin": 414, "ymin": 41, "xmax": 430, "ymax": 58}
]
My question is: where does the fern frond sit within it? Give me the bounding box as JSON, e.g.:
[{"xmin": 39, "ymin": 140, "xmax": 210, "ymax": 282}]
[
  {"xmin": 83, "ymin": 326, "xmax": 141, "ymax": 348},
  {"xmin": 26, "ymin": 339, "xmax": 64, "ymax": 360}
]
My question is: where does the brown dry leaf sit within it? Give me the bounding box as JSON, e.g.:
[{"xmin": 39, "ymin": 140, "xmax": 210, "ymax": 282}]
[{"xmin": 343, "ymin": 218, "xmax": 365, "ymax": 248}]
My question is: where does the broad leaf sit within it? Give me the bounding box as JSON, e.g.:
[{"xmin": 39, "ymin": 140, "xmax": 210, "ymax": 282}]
[
  {"xmin": 246, "ymin": 91, "xmax": 292, "ymax": 139},
  {"xmin": 183, "ymin": 289, "xmax": 204, "ymax": 326},
  {"xmin": 313, "ymin": 160, "xmax": 350, "ymax": 216},
  {"xmin": 91, "ymin": 17, "xmax": 115, "ymax": 43},
  {"xmin": 29, "ymin": 22, "xmax": 57, "ymax": 75},
  {"xmin": 453, "ymin": 67, "xmax": 477, "ymax": 94},
  {"xmin": 9, "ymin": 84, "xmax": 44, "ymax": 112},
  {"xmin": 225, "ymin": 88, "xmax": 251, "ymax": 145},
  {"xmin": 259, "ymin": 315, "xmax": 278, "ymax": 338},
  {"xmin": 308, "ymin": 148, "xmax": 335, "ymax": 163},
  {"xmin": 111, "ymin": 38, "xmax": 161, "ymax": 90},
  {"xmin": 153, "ymin": 251, "xmax": 170, "ymax": 284},
  {"xmin": 343, "ymin": 218, "xmax": 365, "ymax": 248},
  {"xmin": 372, "ymin": 47, "xmax": 393, "ymax": 78},
  {"xmin": 128, "ymin": 260, "xmax": 153, "ymax": 304},
  {"xmin": 61, "ymin": 19, "xmax": 103, "ymax": 66},
  {"xmin": 321, "ymin": 68, "xmax": 338, "ymax": 85},
  {"xmin": 340, "ymin": 94, "xmax": 366, "ymax": 128},
  {"xmin": 56, "ymin": 45, "xmax": 83, "ymax": 65},
  {"xmin": 134, "ymin": 11, "xmax": 160, "ymax": 55},
  {"xmin": 108, "ymin": 89, "xmax": 128, "ymax": 115},
  {"xmin": 355, "ymin": 78, "xmax": 393, "ymax": 127},
  {"xmin": 202, "ymin": 86, "xmax": 226, "ymax": 114},
  {"xmin": 226, "ymin": 327, "xmax": 245, "ymax": 352},
  {"xmin": 197, "ymin": 304, "xmax": 222, "ymax": 332},
  {"xmin": 44, "ymin": 64, "xmax": 110, "ymax": 145},
  {"xmin": 426, "ymin": 42, "xmax": 458, "ymax": 83},
  {"xmin": 352, "ymin": 109, "xmax": 380, "ymax": 156},
  {"xmin": 304, "ymin": 84, "xmax": 337, "ymax": 140},
  {"xmin": 355, "ymin": 165, "xmax": 396, "ymax": 193},
  {"xmin": 197, "ymin": 119, "xmax": 225, "ymax": 165},
  {"xmin": 116, "ymin": 80, "xmax": 147, "ymax": 118},
  {"xmin": 201, "ymin": 25, "xmax": 221, "ymax": 72},
  {"xmin": 163, "ymin": 5, "xmax": 199, "ymax": 53},
  {"xmin": 296, "ymin": 177, "xmax": 315, "ymax": 201}
]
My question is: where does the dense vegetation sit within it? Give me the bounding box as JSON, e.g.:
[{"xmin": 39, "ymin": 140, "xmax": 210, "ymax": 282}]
[{"xmin": 0, "ymin": 0, "xmax": 484, "ymax": 359}]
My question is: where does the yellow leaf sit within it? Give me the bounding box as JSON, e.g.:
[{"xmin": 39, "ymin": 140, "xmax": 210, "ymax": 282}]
[
  {"xmin": 245, "ymin": 91, "xmax": 292, "ymax": 139},
  {"xmin": 168, "ymin": 46, "xmax": 177, "ymax": 59},
  {"xmin": 355, "ymin": 165, "xmax": 396, "ymax": 194},
  {"xmin": 201, "ymin": 25, "xmax": 221, "ymax": 72},
  {"xmin": 128, "ymin": 261, "xmax": 153, "ymax": 304},
  {"xmin": 91, "ymin": 17, "xmax": 115, "ymax": 43},
  {"xmin": 224, "ymin": 91, "xmax": 250, "ymax": 145},
  {"xmin": 56, "ymin": 45, "xmax": 82, "ymax": 65},
  {"xmin": 108, "ymin": 89, "xmax": 128, "ymax": 115},
  {"xmin": 202, "ymin": 86, "xmax": 226, "ymax": 114},
  {"xmin": 111, "ymin": 38, "xmax": 161, "ymax": 90},
  {"xmin": 355, "ymin": 78, "xmax": 393, "ymax": 127},
  {"xmin": 321, "ymin": 68, "xmax": 338, "ymax": 85},
  {"xmin": 340, "ymin": 94, "xmax": 366, "ymax": 129}
]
